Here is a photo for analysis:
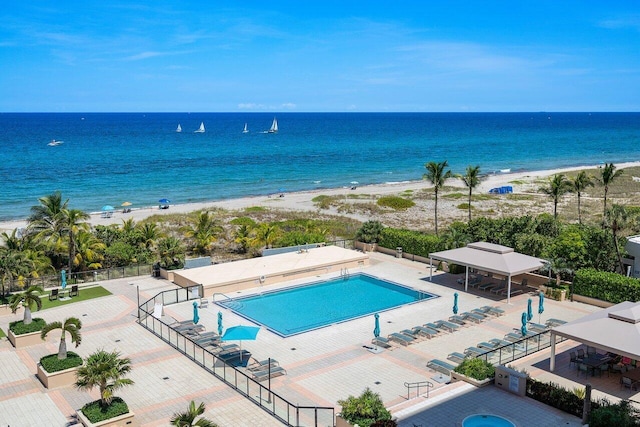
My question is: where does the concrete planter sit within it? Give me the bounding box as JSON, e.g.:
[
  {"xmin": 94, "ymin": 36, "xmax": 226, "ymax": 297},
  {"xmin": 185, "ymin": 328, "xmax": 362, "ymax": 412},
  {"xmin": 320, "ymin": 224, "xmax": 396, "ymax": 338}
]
[
  {"xmin": 8, "ymin": 329, "xmax": 42, "ymax": 348},
  {"xmin": 355, "ymin": 241, "xmax": 377, "ymax": 252},
  {"xmin": 335, "ymin": 414, "xmax": 355, "ymax": 427},
  {"xmin": 539, "ymin": 285, "xmax": 567, "ymax": 302},
  {"xmin": 450, "ymin": 371, "xmax": 494, "ymax": 388},
  {"xmin": 77, "ymin": 408, "xmax": 136, "ymax": 427},
  {"xmin": 159, "ymin": 268, "xmax": 175, "ymax": 282},
  {"xmin": 36, "ymin": 363, "xmax": 80, "ymax": 389},
  {"xmin": 572, "ymin": 294, "xmax": 615, "ymax": 308}
]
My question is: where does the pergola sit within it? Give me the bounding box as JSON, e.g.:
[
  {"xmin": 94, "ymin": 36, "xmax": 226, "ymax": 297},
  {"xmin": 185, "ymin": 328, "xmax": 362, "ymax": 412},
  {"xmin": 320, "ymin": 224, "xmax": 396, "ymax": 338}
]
[
  {"xmin": 549, "ymin": 301, "xmax": 640, "ymax": 371},
  {"xmin": 428, "ymin": 242, "xmax": 547, "ymax": 304}
]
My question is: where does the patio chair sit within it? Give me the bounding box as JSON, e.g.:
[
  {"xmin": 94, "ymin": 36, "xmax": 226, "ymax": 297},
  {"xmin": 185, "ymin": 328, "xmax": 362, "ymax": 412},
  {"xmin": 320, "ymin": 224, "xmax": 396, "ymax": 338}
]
[
  {"xmin": 447, "ymin": 352, "xmax": 467, "ymax": 364},
  {"xmin": 578, "ymin": 363, "xmax": 589, "ymax": 377},
  {"xmin": 577, "ymin": 348, "xmax": 585, "ymax": 359},
  {"xmin": 598, "ymin": 363, "xmax": 610, "ymax": 377},
  {"xmin": 69, "ymin": 285, "xmax": 79, "ymax": 297},
  {"xmin": 587, "ymin": 346, "xmax": 597, "ymax": 355},
  {"xmin": 49, "ymin": 288, "xmax": 59, "ymax": 301},
  {"xmin": 388, "ymin": 332, "xmax": 415, "ymax": 346},
  {"xmin": 427, "ymin": 359, "xmax": 457, "ymax": 375},
  {"xmin": 621, "ymin": 377, "xmax": 637, "ymax": 391},
  {"xmin": 569, "ymin": 351, "xmax": 578, "ymax": 367},
  {"xmin": 372, "ymin": 336, "xmax": 392, "ymax": 349}
]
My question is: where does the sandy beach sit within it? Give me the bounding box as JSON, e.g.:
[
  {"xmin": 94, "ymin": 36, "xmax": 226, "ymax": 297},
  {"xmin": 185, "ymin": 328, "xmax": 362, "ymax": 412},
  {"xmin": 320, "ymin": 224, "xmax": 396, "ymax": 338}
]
[{"xmin": 2, "ymin": 161, "xmax": 640, "ymax": 233}]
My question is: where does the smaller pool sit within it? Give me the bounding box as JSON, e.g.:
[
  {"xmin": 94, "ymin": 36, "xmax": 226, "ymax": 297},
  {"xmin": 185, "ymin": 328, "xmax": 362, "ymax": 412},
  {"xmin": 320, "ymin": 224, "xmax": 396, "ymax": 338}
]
[{"xmin": 462, "ymin": 414, "xmax": 516, "ymax": 427}]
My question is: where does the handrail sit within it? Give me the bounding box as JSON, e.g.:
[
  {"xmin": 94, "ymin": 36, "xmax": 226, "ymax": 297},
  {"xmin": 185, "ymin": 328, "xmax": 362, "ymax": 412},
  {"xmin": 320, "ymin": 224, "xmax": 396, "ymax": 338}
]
[
  {"xmin": 404, "ymin": 380, "xmax": 433, "ymax": 400},
  {"xmin": 212, "ymin": 292, "xmax": 242, "ymax": 309}
]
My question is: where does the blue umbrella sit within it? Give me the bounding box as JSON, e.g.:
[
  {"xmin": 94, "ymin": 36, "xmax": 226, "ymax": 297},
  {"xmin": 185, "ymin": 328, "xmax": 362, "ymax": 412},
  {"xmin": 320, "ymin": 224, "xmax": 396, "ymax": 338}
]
[
  {"xmin": 453, "ymin": 293, "xmax": 459, "ymax": 315},
  {"xmin": 527, "ymin": 298, "xmax": 533, "ymax": 322},
  {"xmin": 373, "ymin": 313, "xmax": 380, "ymax": 339},
  {"xmin": 521, "ymin": 312, "xmax": 528, "ymax": 337},
  {"xmin": 193, "ymin": 301, "xmax": 199, "ymax": 325},
  {"xmin": 217, "ymin": 311, "xmax": 224, "ymax": 335},
  {"xmin": 538, "ymin": 291, "xmax": 545, "ymax": 323},
  {"xmin": 221, "ymin": 325, "xmax": 260, "ymax": 362},
  {"xmin": 159, "ymin": 198, "xmax": 171, "ymax": 204},
  {"xmin": 61, "ymin": 269, "xmax": 67, "ymax": 290},
  {"xmin": 101, "ymin": 205, "xmax": 115, "ymax": 211}
]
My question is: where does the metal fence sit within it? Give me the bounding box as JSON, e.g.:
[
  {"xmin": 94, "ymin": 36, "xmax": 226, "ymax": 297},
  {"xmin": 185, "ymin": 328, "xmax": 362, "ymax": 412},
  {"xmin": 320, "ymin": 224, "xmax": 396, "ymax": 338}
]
[
  {"xmin": 5, "ymin": 264, "xmax": 153, "ymax": 293},
  {"xmin": 138, "ymin": 287, "xmax": 335, "ymax": 427},
  {"xmin": 474, "ymin": 330, "xmax": 567, "ymax": 366}
]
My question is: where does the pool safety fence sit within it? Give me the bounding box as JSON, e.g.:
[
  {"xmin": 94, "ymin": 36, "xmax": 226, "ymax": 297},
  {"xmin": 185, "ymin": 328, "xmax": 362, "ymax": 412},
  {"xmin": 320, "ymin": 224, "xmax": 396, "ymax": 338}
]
[
  {"xmin": 473, "ymin": 330, "xmax": 567, "ymax": 366},
  {"xmin": 138, "ymin": 287, "xmax": 335, "ymax": 427}
]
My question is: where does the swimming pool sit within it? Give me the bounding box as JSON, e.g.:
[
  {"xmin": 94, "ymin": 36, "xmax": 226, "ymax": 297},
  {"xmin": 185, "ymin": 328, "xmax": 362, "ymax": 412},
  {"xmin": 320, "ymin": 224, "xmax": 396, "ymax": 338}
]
[{"xmin": 217, "ymin": 273, "xmax": 437, "ymax": 336}]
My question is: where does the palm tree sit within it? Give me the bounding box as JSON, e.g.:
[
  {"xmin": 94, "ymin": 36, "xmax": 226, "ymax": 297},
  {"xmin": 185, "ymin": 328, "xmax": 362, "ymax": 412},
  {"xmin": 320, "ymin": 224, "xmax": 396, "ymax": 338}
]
[
  {"xmin": 423, "ymin": 160, "xmax": 453, "ymax": 235},
  {"xmin": 605, "ymin": 204, "xmax": 629, "ymax": 273},
  {"xmin": 60, "ymin": 208, "xmax": 90, "ymax": 272},
  {"xmin": 75, "ymin": 349, "xmax": 134, "ymax": 407},
  {"xmin": 136, "ymin": 222, "xmax": 162, "ymax": 250},
  {"xmin": 251, "ymin": 223, "xmax": 281, "ymax": 249},
  {"xmin": 41, "ymin": 317, "xmax": 82, "ymax": 360},
  {"xmin": 73, "ymin": 231, "xmax": 106, "ymax": 271},
  {"xmin": 157, "ymin": 237, "xmax": 185, "ymax": 268},
  {"xmin": 538, "ymin": 174, "xmax": 572, "ymax": 219},
  {"xmin": 461, "ymin": 165, "xmax": 481, "ymax": 222},
  {"xmin": 598, "ymin": 163, "xmax": 624, "ymax": 217},
  {"xmin": 28, "ymin": 192, "xmax": 69, "ymax": 263},
  {"xmin": 0, "ymin": 248, "xmax": 35, "ymax": 295},
  {"xmin": 9, "ymin": 285, "xmax": 43, "ymax": 324},
  {"xmin": 233, "ymin": 224, "xmax": 253, "ymax": 254},
  {"xmin": 170, "ymin": 401, "xmax": 218, "ymax": 427},
  {"xmin": 180, "ymin": 211, "xmax": 222, "ymax": 255},
  {"xmin": 571, "ymin": 171, "xmax": 594, "ymax": 224}
]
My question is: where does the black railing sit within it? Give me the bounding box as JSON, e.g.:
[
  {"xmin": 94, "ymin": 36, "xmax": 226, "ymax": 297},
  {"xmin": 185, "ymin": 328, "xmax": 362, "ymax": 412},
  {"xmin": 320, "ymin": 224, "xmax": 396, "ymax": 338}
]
[
  {"xmin": 404, "ymin": 380, "xmax": 433, "ymax": 400},
  {"xmin": 474, "ymin": 330, "xmax": 567, "ymax": 366},
  {"xmin": 138, "ymin": 287, "xmax": 335, "ymax": 427}
]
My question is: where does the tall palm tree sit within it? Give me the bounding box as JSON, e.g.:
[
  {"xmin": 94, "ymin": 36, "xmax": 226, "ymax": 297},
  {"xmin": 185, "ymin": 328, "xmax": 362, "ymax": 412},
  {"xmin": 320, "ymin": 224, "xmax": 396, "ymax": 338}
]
[
  {"xmin": 28, "ymin": 192, "xmax": 69, "ymax": 262},
  {"xmin": 75, "ymin": 350, "xmax": 134, "ymax": 407},
  {"xmin": 41, "ymin": 317, "xmax": 82, "ymax": 360},
  {"xmin": 571, "ymin": 171, "xmax": 594, "ymax": 224},
  {"xmin": 461, "ymin": 165, "xmax": 481, "ymax": 222},
  {"xmin": 9, "ymin": 285, "xmax": 43, "ymax": 324},
  {"xmin": 539, "ymin": 174, "xmax": 572, "ymax": 219},
  {"xmin": 60, "ymin": 208, "xmax": 90, "ymax": 272},
  {"xmin": 423, "ymin": 160, "xmax": 453, "ymax": 235},
  {"xmin": 171, "ymin": 401, "xmax": 218, "ymax": 427},
  {"xmin": 605, "ymin": 204, "xmax": 629, "ymax": 273},
  {"xmin": 598, "ymin": 163, "xmax": 624, "ymax": 217},
  {"xmin": 136, "ymin": 222, "xmax": 162, "ymax": 250}
]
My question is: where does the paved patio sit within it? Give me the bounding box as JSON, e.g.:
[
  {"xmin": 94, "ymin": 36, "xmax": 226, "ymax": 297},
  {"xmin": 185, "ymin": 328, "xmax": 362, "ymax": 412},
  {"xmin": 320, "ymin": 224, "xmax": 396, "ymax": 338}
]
[{"xmin": 0, "ymin": 251, "xmax": 609, "ymax": 426}]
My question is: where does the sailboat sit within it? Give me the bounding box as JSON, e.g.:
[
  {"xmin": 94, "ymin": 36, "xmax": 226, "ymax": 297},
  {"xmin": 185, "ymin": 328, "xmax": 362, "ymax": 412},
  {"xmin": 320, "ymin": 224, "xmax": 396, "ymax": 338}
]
[
  {"xmin": 194, "ymin": 122, "xmax": 205, "ymax": 133},
  {"xmin": 176, "ymin": 124, "xmax": 182, "ymax": 133},
  {"xmin": 242, "ymin": 123, "xmax": 249, "ymax": 133},
  {"xmin": 268, "ymin": 117, "xmax": 278, "ymax": 133}
]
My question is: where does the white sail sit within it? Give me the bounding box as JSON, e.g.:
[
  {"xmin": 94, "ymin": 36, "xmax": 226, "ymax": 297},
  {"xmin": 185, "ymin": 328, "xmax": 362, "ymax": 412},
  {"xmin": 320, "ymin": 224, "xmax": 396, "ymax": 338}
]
[
  {"xmin": 194, "ymin": 122, "xmax": 205, "ymax": 133},
  {"xmin": 268, "ymin": 117, "xmax": 278, "ymax": 133},
  {"xmin": 242, "ymin": 123, "xmax": 249, "ymax": 133},
  {"xmin": 176, "ymin": 124, "xmax": 182, "ymax": 133}
]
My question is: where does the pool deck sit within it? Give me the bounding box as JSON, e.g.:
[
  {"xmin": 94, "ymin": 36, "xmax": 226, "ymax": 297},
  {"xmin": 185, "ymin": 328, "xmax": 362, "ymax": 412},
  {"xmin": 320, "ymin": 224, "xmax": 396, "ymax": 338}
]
[{"xmin": 0, "ymin": 250, "xmax": 616, "ymax": 426}]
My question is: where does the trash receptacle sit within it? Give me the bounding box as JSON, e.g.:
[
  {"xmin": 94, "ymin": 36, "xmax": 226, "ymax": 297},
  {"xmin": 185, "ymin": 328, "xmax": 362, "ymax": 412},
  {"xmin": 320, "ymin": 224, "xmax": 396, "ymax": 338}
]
[{"xmin": 396, "ymin": 247, "xmax": 403, "ymax": 258}]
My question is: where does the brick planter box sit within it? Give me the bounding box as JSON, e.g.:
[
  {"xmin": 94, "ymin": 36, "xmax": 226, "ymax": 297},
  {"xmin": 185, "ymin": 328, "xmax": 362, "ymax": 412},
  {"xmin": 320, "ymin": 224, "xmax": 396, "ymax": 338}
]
[
  {"xmin": 36, "ymin": 363, "xmax": 79, "ymax": 389},
  {"xmin": 8, "ymin": 329, "xmax": 42, "ymax": 348},
  {"xmin": 76, "ymin": 409, "xmax": 136, "ymax": 427},
  {"xmin": 450, "ymin": 371, "xmax": 494, "ymax": 388}
]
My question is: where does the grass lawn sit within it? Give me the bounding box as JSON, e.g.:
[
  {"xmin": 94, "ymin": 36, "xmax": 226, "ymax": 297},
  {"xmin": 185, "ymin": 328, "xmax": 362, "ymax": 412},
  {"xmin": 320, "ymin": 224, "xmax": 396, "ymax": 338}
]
[
  {"xmin": 0, "ymin": 328, "xmax": 5, "ymax": 338},
  {"xmin": 39, "ymin": 286, "xmax": 112, "ymax": 311}
]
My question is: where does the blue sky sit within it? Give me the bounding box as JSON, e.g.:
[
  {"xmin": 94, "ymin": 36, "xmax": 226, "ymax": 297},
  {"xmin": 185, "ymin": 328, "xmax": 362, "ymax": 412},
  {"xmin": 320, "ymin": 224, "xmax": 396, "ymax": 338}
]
[{"xmin": 1, "ymin": 1, "xmax": 639, "ymax": 112}]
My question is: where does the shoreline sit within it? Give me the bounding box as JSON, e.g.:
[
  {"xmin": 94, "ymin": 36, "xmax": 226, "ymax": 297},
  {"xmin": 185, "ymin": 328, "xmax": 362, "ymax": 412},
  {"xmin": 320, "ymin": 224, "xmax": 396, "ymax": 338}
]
[{"xmin": 2, "ymin": 161, "xmax": 639, "ymax": 233}]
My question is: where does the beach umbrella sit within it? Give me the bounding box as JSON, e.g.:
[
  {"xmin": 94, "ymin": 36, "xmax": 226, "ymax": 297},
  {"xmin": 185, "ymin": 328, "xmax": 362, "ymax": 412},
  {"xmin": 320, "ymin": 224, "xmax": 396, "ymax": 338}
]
[
  {"xmin": 192, "ymin": 301, "xmax": 199, "ymax": 325},
  {"xmin": 221, "ymin": 325, "xmax": 260, "ymax": 362},
  {"xmin": 373, "ymin": 313, "xmax": 380, "ymax": 339},
  {"xmin": 217, "ymin": 311, "xmax": 223, "ymax": 335},
  {"xmin": 453, "ymin": 293, "xmax": 459, "ymax": 315},
  {"xmin": 521, "ymin": 312, "xmax": 528, "ymax": 337},
  {"xmin": 101, "ymin": 205, "xmax": 115, "ymax": 211},
  {"xmin": 121, "ymin": 201, "xmax": 132, "ymax": 207},
  {"xmin": 158, "ymin": 198, "xmax": 171, "ymax": 204},
  {"xmin": 527, "ymin": 298, "xmax": 533, "ymax": 322},
  {"xmin": 538, "ymin": 292, "xmax": 545, "ymax": 323},
  {"xmin": 61, "ymin": 269, "xmax": 67, "ymax": 290}
]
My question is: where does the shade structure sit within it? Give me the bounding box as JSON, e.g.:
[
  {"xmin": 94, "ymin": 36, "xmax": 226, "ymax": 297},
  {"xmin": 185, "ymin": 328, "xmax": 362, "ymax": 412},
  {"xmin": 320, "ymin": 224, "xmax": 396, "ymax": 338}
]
[
  {"xmin": 158, "ymin": 198, "xmax": 171, "ymax": 204},
  {"xmin": 192, "ymin": 301, "xmax": 199, "ymax": 325},
  {"xmin": 527, "ymin": 298, "xmax": 533, "ymax": 321},
  {"xmin": 121, "ymin": 201, "xmax": 132, "ymax": 207},
  {"xmin": 217, "ymin": 311, "xmax": 223, "ymax": 335},
  {"xmin": 373, "ymin": 313, "xmax": 380, "ymax": 338},
  {"xmin": 61, "ymin": 269, "xmax": 67, "ymax": 290},
  {"xmin": 521, "ymin": 312, "xmax": 527, "ymax": 336},
  {"xmin": 221, "ymin": 325, "xmax": 260, "ymax": 363},
  {"xmin": 102, "ymin": 205, "xmax": 115, "ymax": 211},
  {"xmin": 453, "ymin": 293, "xmax": 459, "ymax": 315}
]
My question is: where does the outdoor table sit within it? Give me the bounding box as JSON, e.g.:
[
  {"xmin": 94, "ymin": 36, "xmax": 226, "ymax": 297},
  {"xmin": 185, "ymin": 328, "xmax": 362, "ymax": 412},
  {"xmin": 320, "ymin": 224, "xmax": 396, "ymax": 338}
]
[{"xmin": 581, "ymin": 354, "xmax": 612, "ymax": 375}]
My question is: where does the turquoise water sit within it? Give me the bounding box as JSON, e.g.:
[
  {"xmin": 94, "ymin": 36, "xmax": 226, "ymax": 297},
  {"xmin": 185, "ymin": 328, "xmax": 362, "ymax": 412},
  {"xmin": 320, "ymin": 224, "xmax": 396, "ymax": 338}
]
[
  {"xmin": 1, "ymin": 112, "xmax": 639, "ymax": 220},
  {"xmin": 218, "ymin": 274, "xmax": 437, "ymax": 336},
  {"xmin": 462, "ymin": 414, "xmax": 516, "ymax": 427}
]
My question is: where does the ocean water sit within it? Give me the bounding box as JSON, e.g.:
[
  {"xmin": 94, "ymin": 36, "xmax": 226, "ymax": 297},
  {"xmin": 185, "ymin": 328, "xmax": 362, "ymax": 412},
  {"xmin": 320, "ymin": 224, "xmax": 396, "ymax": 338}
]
[{"xmin": 0, "ymin": 112, "xmax": 639, "ymax": 221}]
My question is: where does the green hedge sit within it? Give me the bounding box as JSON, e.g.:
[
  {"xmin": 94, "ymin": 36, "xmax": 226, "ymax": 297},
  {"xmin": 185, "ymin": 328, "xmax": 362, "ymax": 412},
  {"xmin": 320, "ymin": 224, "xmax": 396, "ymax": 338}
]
[
  {"xmin": 81, "ymin": 397, "xmax": 129, "ymax": 423},
  {"xmin": 453, "ymin": 358, "xmax": 495, "ymax": 380},
  {"xmin": 377, "ymin": 228, "xmax": 443, "ymax": 257},
  {"xmin": 40, "ymin": 352, "xmax": 83, "ymax": 373},
  {"xmin": 9, "ymin": 318, "xmax": 46, "ymax": 335},
  {"xmin": 573, "ymin": 268, "xmax": 640, "ymax": 303},
  {"xmin": 526, "ymin": 379, "xmax": 594, "ymax": 418}
]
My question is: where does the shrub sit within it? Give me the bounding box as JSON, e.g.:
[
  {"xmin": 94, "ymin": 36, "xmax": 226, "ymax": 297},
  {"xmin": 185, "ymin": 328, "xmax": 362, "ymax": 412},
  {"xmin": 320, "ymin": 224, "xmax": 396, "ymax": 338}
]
[
  {"xmin": 377, "ymin": 228, "xmax": 443, "ymax": 256},
  {"xmin": 9, "ymin": 318, "xmax": 46, "ymax": 335},
  {"xmin": 338, "ymin": 388, "xmax": 393, "ymax": 427},
  {"xmin": 526, "ymin": 379, "xmax": 593, "ymax": 417},
  {"xmin": 40, "ymin": 352, "xmax": 83, "ymax": 373},
  {"xmin": 589, "ymin": 399, "xmax": 640, "ymax": 427},
  {"xmin": 453, "ymin": 358, "xmax": 495, "ymax": 381},
  {"xmin": 457, "ymin": 203, "xmax": 470, "ymax": 211},
  {"xmin": 573, "ymin": 268, "xmax": 640, "ymax": 303},
  {"xmin": 448, "ymin": 263, "xmax": 466, "ymax": 274},
  {"xmin": 356, "ymin": 221, "xmax": 385, "ymax": 244},
  {"xmin": 376, "ymin": 196, "xmax": 415, "ymax": 210},
  {"xmin": 81, "ymin": 397, "xmax": 129, "ymax": 423}
]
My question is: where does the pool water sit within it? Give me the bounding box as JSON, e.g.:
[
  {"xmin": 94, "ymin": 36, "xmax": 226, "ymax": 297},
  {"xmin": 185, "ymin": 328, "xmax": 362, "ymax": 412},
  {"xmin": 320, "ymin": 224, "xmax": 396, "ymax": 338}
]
[
  {"xmin": 218, "ymin": 274, "xmax": 437, "ymax": 336},
  {"xmin": 462, "ymin": 414, "xmax": 516, "ymax": 427}
]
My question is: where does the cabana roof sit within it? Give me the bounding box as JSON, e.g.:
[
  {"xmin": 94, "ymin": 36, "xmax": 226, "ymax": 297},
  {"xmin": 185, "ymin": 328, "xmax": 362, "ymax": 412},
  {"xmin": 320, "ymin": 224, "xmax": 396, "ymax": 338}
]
[{"xmin": 429, "ymin": 242, "xmax": 547, "ymax": 277}]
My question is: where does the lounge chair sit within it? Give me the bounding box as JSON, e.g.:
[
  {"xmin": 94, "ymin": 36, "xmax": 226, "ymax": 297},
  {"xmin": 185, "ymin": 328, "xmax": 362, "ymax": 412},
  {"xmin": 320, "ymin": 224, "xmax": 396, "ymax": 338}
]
[
  {"xmin": 528, "ymin": 322, "xmax": 548, "ymax": 333},
  {"xmin": 546, "ymin": 318, "xmax": 567, "ymax": 327},
  {"xmin": 490, "ymin": 284, "xmax": 507, "ymax": 294},
  {"xmin": 489, "ymin": 338, "xmax": 513, "ymax": 348},
  {"xmin": 69, "ymin": 285, "xmax": 79, "ymax": 297},
  {"xmin": 211, "ymin": 344, "xmax": 241, "ymax": 354},
  {"xmin": 477, "ymin": 341, "xmax": 498, "ymax": 350},
  {"xmin": 248, "ymin": 359, "xmax": 279, "ymax": 372},
  {"xmin": 470, "ymin": 309, "xmax": 489, "ymax": 318},
  {"xmin": 480, "ymin": 306, "xmax": 505, "ymax": 316},
  {"xmin": 217, "ymin": 349, "xmax": 252, "ymax": 366},
  {"xmin": 427, "ymin": 359, "xmax": 457, "ymax": 375},
  {"xmin": 434, "ymin": 320, "xmax": 460, "ymax": 332},
  {"xmin": 372, "ymin": 336, "xmax": 392, "ymax": 348},
  {"xmin": 464, "ymin": 346, "xmax": 488, "ymax": 357},
  {"xmin": 505, "ymin": 288, "xmax": 524, "ymax": 297},
  {"xmin": 252, "ymin": 366, "xmax": 287, "ymax": 382},
  {"xmin": 449, "ymin": 315, "xmax": 468, "ymax": 326},
  {"xmin": 49, "ymin": 288, "xmax": 59, "ymax": 301},
  {"xmin": 423, "ymin": 323, "xmax": 444, "ymax": 333},
  {"xmin": 447, "ymin": 352, "xmax": 467, "ymax": 363},
  {"xmin": 462, "ymin": 312, "xmax": 484, "ymax": 323},
  {"xmin": 388, "ymin": 332, "xmax": 415, "ymax": 346},
  {"xmin": 478, "ymin": 282, "xmax": 498, "ymax": 291},
  {"xmin": 400, "ymin": 329, "xmax": 420, "ymax": 340},
  {"xmin": 411, "ymin": 326, "xmax": 438, "ymax": 339}
]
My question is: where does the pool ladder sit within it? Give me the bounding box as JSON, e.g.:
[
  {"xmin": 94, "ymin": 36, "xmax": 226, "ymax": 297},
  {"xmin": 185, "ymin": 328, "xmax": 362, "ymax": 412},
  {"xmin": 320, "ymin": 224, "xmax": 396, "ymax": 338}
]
[
  {"xmin": 212, "ymin": 292, "xmax": 243, "ymax": 310},
  {"xmin": 340, "ymin": 268, "xmax": 350, "ymax": 279}
]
